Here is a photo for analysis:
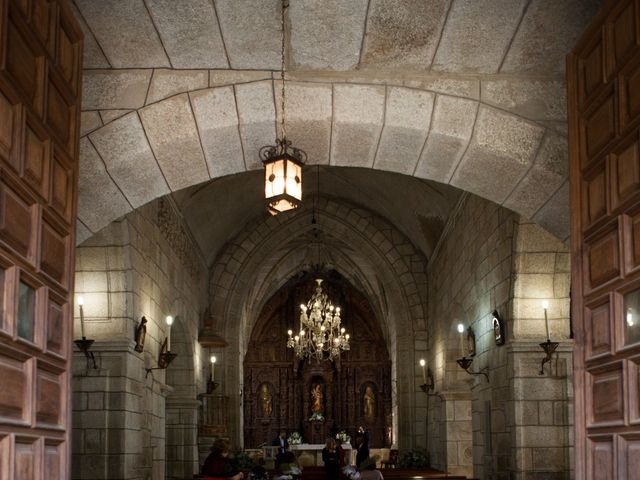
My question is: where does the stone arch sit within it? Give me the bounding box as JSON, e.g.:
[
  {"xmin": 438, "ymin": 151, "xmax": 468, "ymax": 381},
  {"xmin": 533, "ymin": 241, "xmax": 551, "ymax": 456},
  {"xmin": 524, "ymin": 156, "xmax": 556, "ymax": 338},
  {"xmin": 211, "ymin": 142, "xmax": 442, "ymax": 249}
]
[
  {"xmin": 78, "ymin": 78, "xmax": 569, "ymax": 245},
  {"xmin": 208, "ymin": 197, "xmax": 428, "ymax": 447}
]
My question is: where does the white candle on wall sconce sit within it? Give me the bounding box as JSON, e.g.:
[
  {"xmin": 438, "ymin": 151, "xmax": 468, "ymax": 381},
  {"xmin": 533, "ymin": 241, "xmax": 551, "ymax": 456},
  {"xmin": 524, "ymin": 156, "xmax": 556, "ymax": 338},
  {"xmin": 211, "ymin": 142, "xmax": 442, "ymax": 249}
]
[
  {"xmin": 457, "ymin": 323, "xmax": 465, "ymax": 357},
  {"xmin": 210, "ymin": 355, "xmax": 216, "ymax": 381},
  {"xmin": 166, "ymin": 316, "xmax": 174, "ymax": 351},
  {"xmin": 542, "ymin": 301, "xmax": 550, "ymax": 340},
  {"xmin": 78, "ymin": 296, "xmax": 85, "ymax": 338},
  {"xmin": 419, "ymin": 359, "xmax": 427, "ymax": 384}
]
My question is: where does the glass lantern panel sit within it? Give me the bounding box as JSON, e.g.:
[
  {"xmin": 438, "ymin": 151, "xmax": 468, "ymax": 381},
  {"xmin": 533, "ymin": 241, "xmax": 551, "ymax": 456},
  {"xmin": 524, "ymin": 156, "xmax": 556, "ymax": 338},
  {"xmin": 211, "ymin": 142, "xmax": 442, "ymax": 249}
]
[
  {"xmin": 265, "ymin": 162, "xmax": 275, "ymax": 198},
  {"xmin": 623, "ymin": 289, "xmax": 640, "ymax": 345},
  {"xmin": 286, "ymin": 159, "xmax": 302, "ymax": 200},
  {"xmin": 18, "ymin": 281, "xmax": 36, "ymax": 341}
]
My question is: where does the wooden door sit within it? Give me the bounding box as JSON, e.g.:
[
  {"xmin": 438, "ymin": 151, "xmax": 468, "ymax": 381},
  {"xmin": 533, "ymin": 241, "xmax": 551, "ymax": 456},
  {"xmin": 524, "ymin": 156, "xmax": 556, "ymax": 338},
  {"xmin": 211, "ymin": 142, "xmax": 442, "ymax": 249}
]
[
  {"xmin": 0, "ymin": 0, "xmax": 82, "ymax": 478},
  {"xmin": 569, "ymin": 1, "xmax": 640, "ymax": 478}
]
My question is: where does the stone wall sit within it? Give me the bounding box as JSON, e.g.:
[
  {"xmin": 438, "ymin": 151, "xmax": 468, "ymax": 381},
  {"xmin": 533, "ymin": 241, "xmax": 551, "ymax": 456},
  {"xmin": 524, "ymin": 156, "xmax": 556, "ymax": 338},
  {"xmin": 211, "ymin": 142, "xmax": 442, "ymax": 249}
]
[
  {"xmin": 72, "ymin": 199, "xmax": 208, "ymax": 480},
  {"xmin": 425, "ymin": 195, "xmax": 572, "ymax": 479}
]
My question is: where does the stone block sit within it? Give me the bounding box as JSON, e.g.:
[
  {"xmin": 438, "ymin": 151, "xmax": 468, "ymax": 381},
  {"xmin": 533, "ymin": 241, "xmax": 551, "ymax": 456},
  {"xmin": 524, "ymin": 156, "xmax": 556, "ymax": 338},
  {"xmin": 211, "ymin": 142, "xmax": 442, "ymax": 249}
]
[
  {"xmin": 539, "ymin": 401, "xmax": 554, "ymax": 425},
  {"xmin": 416, "ymin": 94, "xmax": 477, "ymax": 182},
  {"xmin": 331, "ymin": 84, "xmax": 385, "ymax": 167},
  {"xmin": 140, "ymin": 94, "xmax": 210, "ymax": 190},
  {"xmin": 482, "ymin": 79, "xmax": 566, "ymax": 121},
  {"xmin": 360, "ymin": 0, "xmax": 449, "ymax": 69},
  {"xmin": 83, "ymin": 70, "xmax": 152, "ymax": 110},
  {"xmin": 515, "ymin": 222, "xmax": 565, "ymax": 253},
  {"xmin": 234, "ymin": 81, "xmax": 276, "ymax": 170},
  {"xmin": 145, "ymin": 0, "xmax": 228, "ymax": 68},
  {"xmin": 75, "ymin": 0, "xmax": 170, "ymax": 68},
  {"xmin": 89, "ymin": 112, "xmax": 169, "ymax": 207},
  {"xmin": 81, "ymin": 111, "xmax": 102, "ymax": 137},
  {"xmin": 374, "ymin": 87, "xmax": 433, "ymax": 174},
  {"xmin": 432, "ymin": 0, "xmax": 527, "ymax": 73},
  {"xmin": 451, "ymin": 106, "xmax": 544, "ymax": 204},
  {"xmin": 289, "ymin": 0, "xmax": 368, "ymax": 70},
  {"xmin": 501, "ymin": 0, "xmax": 600, "ymax": 74},
  {"xmin": 532, "ymin": 181, "xmax": 570, "ymax": 242},
  {"xmin": 190, "ymin": 87, "xmax": 246, "ymax": 177},
  {"xmin": 531, "ymin": 447, "xmax": 568, "ymax": 471},
  {"xmin": 147, "ymin": 69, "xmax": 208, "ymax": 104},
  {"xmin": 214, "ymin": 0, "xmax": 281, "ymax": 69}
]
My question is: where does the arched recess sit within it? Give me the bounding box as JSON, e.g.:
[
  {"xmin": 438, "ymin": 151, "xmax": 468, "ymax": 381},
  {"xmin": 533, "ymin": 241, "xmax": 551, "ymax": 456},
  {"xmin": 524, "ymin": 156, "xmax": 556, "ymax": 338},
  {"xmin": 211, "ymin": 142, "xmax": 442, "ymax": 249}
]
[
  {"xmin": 78, "ymin": 79, "xmax": 570, "ymax": 245},
  {"xmin": 243, "ymin": 272, "xmax": 392, "ymax": 448},
  {"xmin": 208, "ymin": 197, "xmax": 428, "ymax": 448}
]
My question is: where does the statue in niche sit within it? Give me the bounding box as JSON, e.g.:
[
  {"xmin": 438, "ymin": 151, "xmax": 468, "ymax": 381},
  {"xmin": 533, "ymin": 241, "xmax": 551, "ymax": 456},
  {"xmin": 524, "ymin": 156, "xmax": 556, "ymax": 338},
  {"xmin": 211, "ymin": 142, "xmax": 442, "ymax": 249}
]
[
  {"xmin": 311, "ymin": 384, "xmax": 323, "ymax": 414},
  {"xmin": 260, "ymin": 384, "xmax": 272, "ymax": 417},
  {"xmin": 363, "ymin": 385, "xmax": 375, "ymax": 418},
  {"xmin": 134, "ymin": 317, "xmax": 147, "ymax": 353}
]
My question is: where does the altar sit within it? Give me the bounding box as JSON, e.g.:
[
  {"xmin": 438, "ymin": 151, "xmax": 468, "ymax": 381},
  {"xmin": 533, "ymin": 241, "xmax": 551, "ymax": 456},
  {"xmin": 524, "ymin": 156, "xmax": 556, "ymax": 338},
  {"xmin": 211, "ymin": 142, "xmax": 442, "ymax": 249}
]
[{"xmin": 290, "ymin": 443, "xmax": 354, "ymax": 467}]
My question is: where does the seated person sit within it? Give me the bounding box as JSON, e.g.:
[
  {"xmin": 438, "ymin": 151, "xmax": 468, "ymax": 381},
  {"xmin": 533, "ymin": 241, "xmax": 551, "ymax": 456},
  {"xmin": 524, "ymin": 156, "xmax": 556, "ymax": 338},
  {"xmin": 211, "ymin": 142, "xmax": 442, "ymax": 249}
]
[
  {"xmin": 202, "ymin": 438, "xmax": 244, "ymax": 480},
  {"xmin": 274, "ymin": 451, "xmax": 302, "ymax": 479},
  {"xmin": 248, "ymin": 457, "xmax": 268, "ymax": 480},
  {"xmin": 359, "ymin": 457, "xmax": 383, "ymax": 480}
]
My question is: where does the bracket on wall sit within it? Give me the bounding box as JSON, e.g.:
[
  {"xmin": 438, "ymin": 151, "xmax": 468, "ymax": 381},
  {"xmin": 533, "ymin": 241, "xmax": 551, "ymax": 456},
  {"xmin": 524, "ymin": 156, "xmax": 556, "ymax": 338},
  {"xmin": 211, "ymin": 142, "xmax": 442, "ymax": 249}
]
[
  {"xmin": 456, "ymin": 356, "xmax": 489, "ymax": 382},
  {"xmin": 74, "ymin": 337, "xmax": 97, "ymax": 369},
  {"xmin": 145, "ymin": 339, "xmax": 177, "ymax": 378},
  {"xmin": 538, "ymin": 340, "xmax": 559, "ymax": 375}
]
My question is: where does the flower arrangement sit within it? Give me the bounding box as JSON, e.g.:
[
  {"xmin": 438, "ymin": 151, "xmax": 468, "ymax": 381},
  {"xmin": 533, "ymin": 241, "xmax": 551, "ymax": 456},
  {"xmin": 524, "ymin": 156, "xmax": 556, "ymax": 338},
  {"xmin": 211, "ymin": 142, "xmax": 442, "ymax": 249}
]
[
  {"xmin": 309, "ymin": 412, "xmax": 325, "ymax": 422},
  {"xmin": 342, "ymin": 465, "xmax": 360, "ymax": 479},
  {"xmin": 335, "ymin": 430, "xmax": 351, "ymax": 444},
  {"xmin": 288, "ymin": 431, "xmax": 303, "ymax": 445}
]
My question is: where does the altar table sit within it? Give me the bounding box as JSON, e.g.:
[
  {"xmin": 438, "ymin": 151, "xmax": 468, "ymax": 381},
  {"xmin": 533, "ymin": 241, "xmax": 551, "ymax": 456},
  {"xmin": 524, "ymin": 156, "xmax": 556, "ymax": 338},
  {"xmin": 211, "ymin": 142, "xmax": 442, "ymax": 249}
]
[{"xmin": 289, "ymin": 443, "xmax": 353, "ymax": 466}]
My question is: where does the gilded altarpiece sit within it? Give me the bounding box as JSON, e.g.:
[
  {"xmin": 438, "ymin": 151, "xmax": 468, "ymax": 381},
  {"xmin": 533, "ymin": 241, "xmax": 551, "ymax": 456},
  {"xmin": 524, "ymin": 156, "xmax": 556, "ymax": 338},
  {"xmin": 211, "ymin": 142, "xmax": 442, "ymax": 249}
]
[{"xmin": 243, "ymin": 273, "xmax": 392, "ymax": 448}]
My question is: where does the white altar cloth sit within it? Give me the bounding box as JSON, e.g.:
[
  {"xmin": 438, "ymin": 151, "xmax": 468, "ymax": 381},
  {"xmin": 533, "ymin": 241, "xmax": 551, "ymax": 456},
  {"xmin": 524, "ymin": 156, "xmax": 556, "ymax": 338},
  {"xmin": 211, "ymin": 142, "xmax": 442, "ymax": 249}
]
[{"xmin": 289, "ymin": 443, "xmax": 353, "ymax": 466}]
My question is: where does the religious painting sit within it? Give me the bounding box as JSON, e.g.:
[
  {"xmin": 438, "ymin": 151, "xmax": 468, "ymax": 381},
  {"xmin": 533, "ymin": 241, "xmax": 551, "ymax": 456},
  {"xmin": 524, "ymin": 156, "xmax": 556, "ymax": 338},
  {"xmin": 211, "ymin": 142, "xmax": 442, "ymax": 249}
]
[
  {"xmin": 360, "ymin": 382, "xmax": 377, "ymax": 419},
  {"xmin": 310, "ymin": 380, "xmax": 324, "ymax": 416},
  {"xmin": 492, "ymin": 310, "xmax": 505, "ymax": 346},
  {"xmin": 259, "ymin": 383, "xmax": 273, "ymax": 417}
]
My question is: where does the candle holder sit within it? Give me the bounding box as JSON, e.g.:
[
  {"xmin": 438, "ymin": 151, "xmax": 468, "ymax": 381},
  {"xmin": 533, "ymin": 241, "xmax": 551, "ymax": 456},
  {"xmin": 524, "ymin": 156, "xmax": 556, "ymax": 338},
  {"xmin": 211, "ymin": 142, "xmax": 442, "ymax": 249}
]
[
  {"xmin": 145, "ymin": 338, "xmax": 178, "ymax": 378},
  {"xmin": 419, "ymin": 367, "xmax": 435, "ymax": 393},
  {"xmin": 456, "ymin": 356, "xmax": 489, "ymax": 382},
  {"xmin": 207, "ymin": 379, "xmax": 219, "ymax": 394},
  {"xmin": 74, "ymin": 337, "xmax": 97, "ymax": 369},
  {"xmin": 539, "ymin": 340, "xmax": 559, "ymax": 375}
]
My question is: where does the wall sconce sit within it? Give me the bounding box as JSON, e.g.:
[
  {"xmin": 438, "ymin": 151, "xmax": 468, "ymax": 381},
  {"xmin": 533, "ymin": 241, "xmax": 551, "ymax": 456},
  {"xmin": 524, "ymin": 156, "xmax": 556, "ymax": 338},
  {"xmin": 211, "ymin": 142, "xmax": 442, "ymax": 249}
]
[
  {"xmin": 74, "ymin": 296, "xmax": 97, "ymax": 369},
  {"xmin": 455, "ymin": 324, "xmax": 489, "ymax": 381},
  {"xmin": 418, "ymin": 359, "xmax": 434, "ymax": 393},
  {"xmin": 539, "ymin": 300, "xmax": 559, "ymax": 375},
  {"xmin": 145, "ymin": 315, "xmax": 178, "ymax": 378},
  {"xmin": 207, "ymin": 354, "xmax": 219, "ymax": 393}
]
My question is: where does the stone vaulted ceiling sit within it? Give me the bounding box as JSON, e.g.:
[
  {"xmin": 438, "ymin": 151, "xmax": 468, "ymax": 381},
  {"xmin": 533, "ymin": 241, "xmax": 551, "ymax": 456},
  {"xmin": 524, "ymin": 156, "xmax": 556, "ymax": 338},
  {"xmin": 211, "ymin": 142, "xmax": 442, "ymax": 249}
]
[{"xmin": 74, "ymin": 0, "xmax": 602, "ymax": 249}]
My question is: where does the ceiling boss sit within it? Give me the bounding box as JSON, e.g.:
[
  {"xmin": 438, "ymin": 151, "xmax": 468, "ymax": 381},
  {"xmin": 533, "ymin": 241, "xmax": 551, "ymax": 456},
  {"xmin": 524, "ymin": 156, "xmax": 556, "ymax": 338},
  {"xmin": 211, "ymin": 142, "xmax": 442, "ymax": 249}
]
[{"xmin": 287, "ymin": 279, "xmax": 350, "ymax": 362}]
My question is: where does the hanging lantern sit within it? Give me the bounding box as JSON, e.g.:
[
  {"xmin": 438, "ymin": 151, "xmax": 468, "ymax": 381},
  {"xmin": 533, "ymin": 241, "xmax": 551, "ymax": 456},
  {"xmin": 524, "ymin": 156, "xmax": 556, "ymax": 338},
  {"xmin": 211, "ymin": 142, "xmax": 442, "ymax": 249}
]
[{"xmin": 260, "ymin": 138, "xmax": 306, "ymax": 215}]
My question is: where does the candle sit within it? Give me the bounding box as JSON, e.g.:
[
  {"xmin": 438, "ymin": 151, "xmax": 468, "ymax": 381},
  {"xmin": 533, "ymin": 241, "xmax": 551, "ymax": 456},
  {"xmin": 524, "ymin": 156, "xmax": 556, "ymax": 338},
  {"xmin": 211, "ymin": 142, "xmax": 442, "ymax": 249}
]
[
  {"xmin": 419, "ymin": 359, "xmax": 427, "ymax": 384},
  {"xmin": 78, "ymin": 296, "xmax": 85, "ymax": 338},
  {"xmin": 542, "ymin": 301, "xmax": 549, "ymax": 340},
  {"xmin": 210, "ymin": 355, "xmax": 216, "ymax": 381},
  {"xmin": 166, "ymin": 316, "xmax": 174, "ymax": 351},
  {"xmin": 457, "ymin": 323, "xmax": 465, "ymax": 357}
]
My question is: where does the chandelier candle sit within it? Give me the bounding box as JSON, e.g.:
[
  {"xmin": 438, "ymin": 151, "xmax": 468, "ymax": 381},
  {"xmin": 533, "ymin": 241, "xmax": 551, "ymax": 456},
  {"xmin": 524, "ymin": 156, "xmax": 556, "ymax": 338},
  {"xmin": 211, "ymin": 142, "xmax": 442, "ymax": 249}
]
[
  {"xmin": 78, "ymin": 296, "xmax": 85, "ymax": 338},
  {"xmin": 457, "ymin": 323, "xmax": 465, "ymax": 357}
]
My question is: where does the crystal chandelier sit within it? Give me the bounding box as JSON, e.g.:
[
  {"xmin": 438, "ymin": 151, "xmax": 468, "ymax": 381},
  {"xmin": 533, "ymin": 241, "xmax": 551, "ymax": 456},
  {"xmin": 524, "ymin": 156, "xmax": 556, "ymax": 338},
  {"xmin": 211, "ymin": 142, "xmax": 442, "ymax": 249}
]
[{"xmin": 287, "ymin": 279, "xmax": 350, "ymax": 362}]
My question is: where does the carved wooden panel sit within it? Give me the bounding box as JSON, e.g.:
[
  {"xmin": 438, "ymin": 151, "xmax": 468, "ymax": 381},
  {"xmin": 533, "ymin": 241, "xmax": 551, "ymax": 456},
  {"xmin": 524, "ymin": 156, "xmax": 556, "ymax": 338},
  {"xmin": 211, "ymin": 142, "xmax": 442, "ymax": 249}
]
[
  {"xmin": 0, "ymin": 1, "xmax": 82, "ymax": 477},
  {"xmin": 0, "ymin": 182, "xmax": 35, "ymax": 259},
  {"xmin": 585, "ymin": 223, "xmax": 621, "ymax": 291},
  {"xmin": 619, "ymin": 55, "xmax": 640, "ymax": 130},
  {"xmin": 588, "ymin": 436, "xmax": 615, "ymax": 480},
  {"xmin": 0, "ymin": 353, "xmax": 29, "ymax": 424},
  {"xmin": 586, "ymin": 298, "xmax": 612, "ymax": 359},
  {"xmin": 35, "ymin": 366, "xmax": 62, "ymax": 428},
  {"xmin": 578, "ymin": 30, "xmax": 606, "ymax": 109},
  {"xmin": 589, "ymin": 363, "xmax": 625, "ymax": 425},
  {"xmin": 571, "ymin": 2, "xmax": 640, "ymax": 475},
  {"xmin": 582, "ymin": 92, "xmax": 616, "ymax": 166},
  {"xmin": 583, "ymin": 161, "xmax": 608, "ymax": 228},
  {"xmin": 611, "ymin": 134, "xmax": 640, "ymax": 212},
  {"xmin": 14, "ymin": 438, "xmax": 38, "ymax": 480}
]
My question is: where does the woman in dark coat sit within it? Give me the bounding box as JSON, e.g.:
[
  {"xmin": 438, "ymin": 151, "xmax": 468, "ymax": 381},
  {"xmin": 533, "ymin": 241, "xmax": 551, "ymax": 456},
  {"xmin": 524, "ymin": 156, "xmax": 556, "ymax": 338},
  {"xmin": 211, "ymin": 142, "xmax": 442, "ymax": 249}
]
[
  {"xmin": 202, "ymin": 438, "xmax": 244, "ymax": 480},
  {"xmin": 322, "ymin": 437, "xmax": 341, "ymax": 479}
]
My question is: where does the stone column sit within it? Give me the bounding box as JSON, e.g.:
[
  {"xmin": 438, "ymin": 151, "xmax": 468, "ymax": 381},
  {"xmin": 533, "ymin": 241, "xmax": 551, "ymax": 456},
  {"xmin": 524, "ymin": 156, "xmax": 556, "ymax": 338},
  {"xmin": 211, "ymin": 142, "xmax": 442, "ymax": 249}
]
[{"xmin": 166, "ymin": 397, "xmax": 201, "ymax": 479}]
